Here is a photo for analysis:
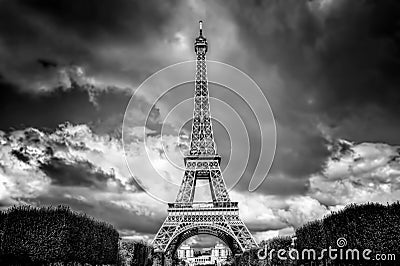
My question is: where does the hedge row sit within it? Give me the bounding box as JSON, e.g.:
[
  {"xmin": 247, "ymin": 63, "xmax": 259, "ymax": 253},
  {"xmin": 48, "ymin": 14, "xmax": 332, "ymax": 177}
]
[
  {"xmin": 118, "ymin": 241, "xmax": 153, "ymax": 266},
  {"xmin": 296, "ymin": 202, "xmax": 400, "ymax": 264},
  {"xmin": 0, "ymin": 205, "xmax": 119, "ymax": 265},
  {"xmin": 232, "ymin": 202, "xmax": 399, "ymax": 265}
]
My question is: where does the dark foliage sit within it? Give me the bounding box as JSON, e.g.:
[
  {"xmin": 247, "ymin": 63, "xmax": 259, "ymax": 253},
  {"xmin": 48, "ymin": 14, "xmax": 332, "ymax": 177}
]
[
  {"xmin": 295, "ymin": 202, "xmax": 400, "ymax": 265},
  {"xmin": 0, "ymin": 205, "xmax": 119, "ymax": 265},
  {"xmin": 118, "ymin": 240, "xmax": 153, "ymax": 266},
  {"xmin": 257, "ymin": 236, "xmax": 293, "ymax": 266},
  {"xmin": 235, "ymin": 202, "xmax": 399, "ymax": 266}
]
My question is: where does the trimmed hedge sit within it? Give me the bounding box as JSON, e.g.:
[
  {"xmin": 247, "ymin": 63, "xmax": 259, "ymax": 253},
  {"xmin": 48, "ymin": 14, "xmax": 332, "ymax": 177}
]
[
  {"xmin": 261, "ymin": 236, "xmax": 293, "ymax": 266},
  {"xmin": 118, "ymin": 241, "xmax": 153, "ymax": 266},
  {"xmin": 0, "ymin": 205, "xmax": 119, "ymax": 265},
  {"xmin": 235, "ymin": 202, "xmax": 399, "ymax": 265},
  {"xmin": 295, "ymin": 202, "xmax": 400, "ymax": 265}
]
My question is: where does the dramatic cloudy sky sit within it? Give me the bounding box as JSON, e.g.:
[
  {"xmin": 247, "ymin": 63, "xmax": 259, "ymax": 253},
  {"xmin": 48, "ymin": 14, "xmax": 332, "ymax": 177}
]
[{"xmin": 1, "ymin": 0, "xmax": 400, "ymax": 247}]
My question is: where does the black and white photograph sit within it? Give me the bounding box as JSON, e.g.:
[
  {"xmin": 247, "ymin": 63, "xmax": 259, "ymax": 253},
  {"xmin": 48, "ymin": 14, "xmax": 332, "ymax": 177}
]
[{"xmin": 0, "ymin": 0, "xmax": 399, "ymax": 265}]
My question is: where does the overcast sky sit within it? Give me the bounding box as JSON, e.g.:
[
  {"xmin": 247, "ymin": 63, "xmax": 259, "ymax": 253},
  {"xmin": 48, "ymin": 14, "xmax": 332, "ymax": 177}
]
[{"xmin": 0, "ymin": 0, "xmax": 400, "ymax": 247}]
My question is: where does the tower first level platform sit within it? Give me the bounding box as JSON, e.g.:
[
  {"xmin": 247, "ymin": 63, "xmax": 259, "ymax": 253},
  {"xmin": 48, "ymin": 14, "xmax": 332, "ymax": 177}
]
[{"xmin": 153, "ymin": 201, "xmax": 256, "ymax": 255}]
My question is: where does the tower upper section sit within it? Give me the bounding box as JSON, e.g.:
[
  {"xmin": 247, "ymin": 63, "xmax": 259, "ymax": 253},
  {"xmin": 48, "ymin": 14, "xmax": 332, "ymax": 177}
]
[{"xmin": 189, "ymin": 21, "xmax": 216, "ymax": 157}]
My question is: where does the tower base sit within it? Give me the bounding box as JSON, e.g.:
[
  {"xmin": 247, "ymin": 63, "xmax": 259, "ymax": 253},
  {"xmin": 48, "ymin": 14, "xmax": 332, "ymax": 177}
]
[{"xmin": 153, "ymin": 201, "xmax": 257, "ymax": 255}]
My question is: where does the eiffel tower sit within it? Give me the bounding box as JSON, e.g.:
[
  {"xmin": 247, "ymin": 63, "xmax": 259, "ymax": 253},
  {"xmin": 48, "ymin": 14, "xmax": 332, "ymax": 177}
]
[{"xmin": 152, "ymin": 21, "xmax": 258, "ymax": 264}]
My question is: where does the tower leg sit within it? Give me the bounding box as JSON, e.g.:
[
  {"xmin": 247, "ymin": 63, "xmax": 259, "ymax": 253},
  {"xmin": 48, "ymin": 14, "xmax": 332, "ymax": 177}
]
[
  {"xmin": 153, "ymin": 251, "xmax": 164, "ymax": 266},
  {"xmin": 164, "ymin": 256, "xmax": 173, "ymax": 266},
  {"xmin": 234, "ymin": 253, "xmax": 241, "ymax": 266},
  {"xmin": 164, "ymin": 251, "xmax": 174, "ymax": 266},
  {"xmin": 233, "ymin": 251, "xmax": 250, "ymax": 266}
]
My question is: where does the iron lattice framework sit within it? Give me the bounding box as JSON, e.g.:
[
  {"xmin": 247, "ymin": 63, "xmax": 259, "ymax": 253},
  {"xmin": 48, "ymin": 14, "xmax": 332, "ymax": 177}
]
[{"xmin": 152, "ymin": 21, "xmax": 258, "ymax": 259}]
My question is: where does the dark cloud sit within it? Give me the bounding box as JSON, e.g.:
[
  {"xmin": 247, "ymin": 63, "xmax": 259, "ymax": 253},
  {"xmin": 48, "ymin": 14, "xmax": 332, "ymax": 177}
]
[
  {"xmin": 0, "ymin": 0, "xmax": 195, "ymax": 137},
  {"xmin": 219, "ymin": 0, "xmax": 400, "ymax": 191},
  {"xmin": 0, "ymin": 0, "xmax": 185, "ymax": 95},
  {"xmin": 19, "ymin": 0, "xmax": 174, "ymax": 41},
  {"xmin": 39, "ymin": 157, "xmax": 115, "ymax": 189},
  {"xmin": 37, "ymin": 59, "xmax": 58, "ymax": 69},
  {"xmin": 229, "ymin": 0, "xmax": 400, "ymax": 139},
  {"xmin": 0, "ymin": 74, "xmax": 129, "ymax": 134}
]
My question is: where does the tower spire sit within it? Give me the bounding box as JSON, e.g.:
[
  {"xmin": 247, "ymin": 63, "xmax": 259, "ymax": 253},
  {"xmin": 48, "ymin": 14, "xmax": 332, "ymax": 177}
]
[{"xmin": 190, "ymin": 20, "xmax": 214, "ymax": 156}]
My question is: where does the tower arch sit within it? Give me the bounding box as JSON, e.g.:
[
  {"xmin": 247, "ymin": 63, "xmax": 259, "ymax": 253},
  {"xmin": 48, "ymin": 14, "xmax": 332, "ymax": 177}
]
[{"xmin": 165, "ymin": 224, "xmax": 242, "ymax": 255}]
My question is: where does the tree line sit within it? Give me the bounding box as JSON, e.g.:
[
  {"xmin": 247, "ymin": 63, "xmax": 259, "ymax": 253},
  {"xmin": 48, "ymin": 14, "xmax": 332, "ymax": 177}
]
[
  {"xmin": 0, "ymin": 205, "xmax": 119, "ymax": 265},
  {"xmin": 118, "ymin": 241, "xmax": 153, "ymax": 266},
  {"xmin": 232, "ymin": 202, "xmax": 399, "ymax": 266},
  {"xmin": 295, "ymin": 202, "xmax": 400, "ymax": 265},
  {"xmin": 1, "ymin": 202, "xmax": 398, "ymax": 265}
]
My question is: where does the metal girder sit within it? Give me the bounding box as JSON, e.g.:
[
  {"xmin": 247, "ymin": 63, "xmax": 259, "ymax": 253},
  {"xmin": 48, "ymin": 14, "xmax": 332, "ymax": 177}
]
[
  {"xmin": 175, "ymin": 158, "xmax": 230, "ymax": 203},
  {"xmin": 189, "ymin": 48, "xmax": 216, "ymax": 156}
]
